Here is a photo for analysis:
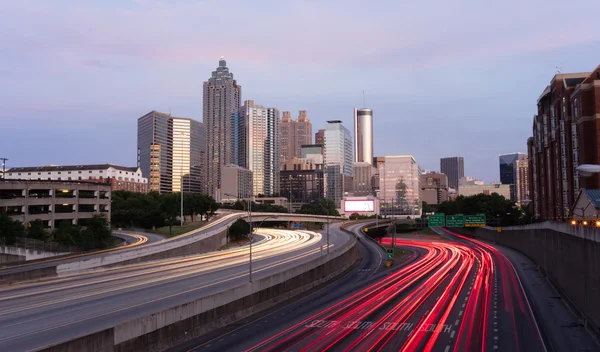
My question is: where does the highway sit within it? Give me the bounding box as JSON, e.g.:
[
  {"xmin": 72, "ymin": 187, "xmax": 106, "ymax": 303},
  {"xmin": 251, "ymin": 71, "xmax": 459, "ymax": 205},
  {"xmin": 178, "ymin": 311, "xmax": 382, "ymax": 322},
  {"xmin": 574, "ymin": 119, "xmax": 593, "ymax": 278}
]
[
  {"xmin": 0, "ymin": 227, "xmax": 350, "ymax": 351},
  {"xmin": 0, "ymin": 212, "xmax": 241, "ymax": 276},
  {"xmin": 176, "ymin": 226, "xmax": 552, "ymax": 352}
]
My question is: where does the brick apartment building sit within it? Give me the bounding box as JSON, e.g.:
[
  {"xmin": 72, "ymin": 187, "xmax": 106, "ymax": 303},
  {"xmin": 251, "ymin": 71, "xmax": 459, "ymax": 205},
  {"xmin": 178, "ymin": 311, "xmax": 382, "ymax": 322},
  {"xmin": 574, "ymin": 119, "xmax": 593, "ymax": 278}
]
[{"xmin": 529, "ymin": 65, "xmax": 600, "ymax": 220}]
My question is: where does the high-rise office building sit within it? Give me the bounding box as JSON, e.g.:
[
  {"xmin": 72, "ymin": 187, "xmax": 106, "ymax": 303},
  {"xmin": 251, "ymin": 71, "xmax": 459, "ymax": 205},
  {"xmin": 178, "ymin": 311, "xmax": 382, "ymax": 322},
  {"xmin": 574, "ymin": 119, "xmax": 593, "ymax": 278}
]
[
  {"xmin": 203, "ymin": 57, "xmax": 242, "ymax": 199},
  {"xmin": 499, "ymin": 152, "xmax": 526, "ymax": 201},
  {"xmin": 315, "ymin": 129, "xmax": 325, "ymax": 145},
  {"xmin": 528, "ymin": 66, "xmax": 600, "ymax": 220},
  {"xmin": 279, "ymin": 111, "xmax": 293, "ymax": 165},
  {"xmin": 239, "ymin": 100, "xmax": 280, "ymax": 196},
  {"xmin": 324, "ymin": 120, "xmax": 352, "ymax": 208},
  {"xmin": 294, "ymin": 110, "xmax": 312, "ymax": 158},
  {"xmin": 352, "ymin": 162, "xmax": 376, "ymax": 196},
  {"xmin": 440, "ymin": 157, "xmax": 464, "ymax": 190},
  {"xmin": 172, "ymin": 118, "xmax": 207, "ymax": 194},
  {"xmin": 137, "ymin": 111, "xmax": 207, "ymax": 194},
  {"xmin": 137, "ymin": 111, "xmax": 172, "ymax": 193},
  {"xmin": 514, "ymin": 157, "xmax": 530, "ymax": 204},
  {"xmin": 380, "ymin": 155, "xmax": 422, "ymax": 217},
  {"xmin": 220, "ymin": 164, "xmax": 253, "ymax": 201},
  {"xmin": 354, "ymin": 108, "xmax": 373, "ymax": 164},
  {"xmin": 278, "ymin": 110, "xmax": 312, "ymax": 166},
  {"xmin": 280, "ymin": 157, "xmax": 325, "ymax": 205}
]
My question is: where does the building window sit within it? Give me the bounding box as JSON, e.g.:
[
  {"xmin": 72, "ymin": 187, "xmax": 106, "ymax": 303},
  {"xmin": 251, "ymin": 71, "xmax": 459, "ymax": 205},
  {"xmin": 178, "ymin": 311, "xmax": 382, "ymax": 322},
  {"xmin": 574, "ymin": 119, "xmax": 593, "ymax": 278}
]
[
  {"xmin": 68, "ymin": 171, "xmax": 71, "ymax": 174},
  {"xmin": 89, "ymin": 171, "xmax": 92, "ymax": 173},
  {"xmin": 78, "ymin": 177, "xmax": 82, "ymax": 180},
  {"xmin": 68, "ymin": 177, "xmax": 72, "ymax": 180},
  {"xmin": 78, "ymin": 171, "xmax": 82, "ymax": 174},
  {"xmin": 58, "ymin": 177, "xmax": 61, "ymax": 180},
  {"xmin": 58, "ymin": 172, "xmax": 61, "ymax": 174},
  {"xmin": 38, "ymin": 172, "xmax": 41, "ymax": 175}
]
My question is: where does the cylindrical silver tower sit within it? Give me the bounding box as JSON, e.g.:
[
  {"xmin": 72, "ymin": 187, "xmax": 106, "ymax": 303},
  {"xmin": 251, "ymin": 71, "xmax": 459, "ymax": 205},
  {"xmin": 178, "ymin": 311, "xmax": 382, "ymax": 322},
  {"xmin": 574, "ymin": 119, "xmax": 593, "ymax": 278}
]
[{"xmin": 354, "ymin": 108, "xmax": 373, "ymax": 164}]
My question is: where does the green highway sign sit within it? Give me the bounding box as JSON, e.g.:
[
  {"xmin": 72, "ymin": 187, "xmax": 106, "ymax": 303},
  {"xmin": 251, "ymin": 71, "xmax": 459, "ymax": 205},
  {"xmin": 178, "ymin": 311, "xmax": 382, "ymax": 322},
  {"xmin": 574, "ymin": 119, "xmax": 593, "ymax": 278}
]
[
  {"xmin": 465, "ymin": 214, "xmax": 486, "ymax": 227},
  {"xmin": 446, "ymin": 214, "xmax": 465, "ymax": 227},
  {"xmin": 428, "ymin": 213, "xmax": 445, "ymax": 227},
  {"xmin": 386, "ymin": 249, "xmax": 394, "ymax": 259}
]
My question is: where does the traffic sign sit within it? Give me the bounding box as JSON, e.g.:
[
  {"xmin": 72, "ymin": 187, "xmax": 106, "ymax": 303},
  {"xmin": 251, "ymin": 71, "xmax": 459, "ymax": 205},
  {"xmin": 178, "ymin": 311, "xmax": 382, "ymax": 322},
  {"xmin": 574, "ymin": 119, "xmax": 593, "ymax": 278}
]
[
  {"xmin": 445, "ymin": 214, "xmax": 465, "ymax": 227},
  {"xmin": 465, "ymin": 214, "xmax": 486, "ymax": 227},
  {"xmin": 428, "ymin": 213, "xmax": 445, "ymax": 227},
  {"xmin": 385, "ymin": 261, "xmax": 392, "ymax": 267},
  {"xmin": 293, "ymin": 223, "xmax": 303, "ymax": 229},
  {"xmin": 386, "ymin": 249, "xmax": 394, "ymax": 259}
]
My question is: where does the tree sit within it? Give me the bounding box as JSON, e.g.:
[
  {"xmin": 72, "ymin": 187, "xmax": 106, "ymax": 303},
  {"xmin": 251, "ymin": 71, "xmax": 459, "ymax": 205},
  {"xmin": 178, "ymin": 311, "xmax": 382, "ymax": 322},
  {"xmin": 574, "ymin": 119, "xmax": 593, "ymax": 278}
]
[
  {"xmin": 27, "ymin": 220, "xmax": 49, "ymax": 242},
  {"xmin": 297, "ymin": 199, "xmax": 339, "ymax": 216},
  {"xmin": 0, "ymin": 213, "xmax": 25, "ymax": 245},
  {"xmin": 160, "ymin": 193, "xmax": 180, "ymax": 237},
  {"xmin": 437, "ymin": 193, "xmax": 520, "ymax": 226},
  {"xmin": 52, "ymin": 222, "xmax": 81, "ymax": 246},
  {"xmin": 79, "ymin": 213, "xmax": 113, "ymax": 250},
  {"xmin": 229, "ymin": 219, "xmax": 250, "ymax": 241}
]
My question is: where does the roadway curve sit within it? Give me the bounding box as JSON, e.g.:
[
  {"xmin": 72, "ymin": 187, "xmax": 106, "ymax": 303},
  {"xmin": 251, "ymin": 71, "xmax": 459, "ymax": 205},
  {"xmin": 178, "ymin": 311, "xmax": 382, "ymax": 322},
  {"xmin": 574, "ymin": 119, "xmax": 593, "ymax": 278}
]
[
  {"xmin": 179, "ymin": 226, "xmax": 547, "ymax": 352},
  {"xmin": 0, "ymin": 228, "xmax": 347, "ymax": 351}
]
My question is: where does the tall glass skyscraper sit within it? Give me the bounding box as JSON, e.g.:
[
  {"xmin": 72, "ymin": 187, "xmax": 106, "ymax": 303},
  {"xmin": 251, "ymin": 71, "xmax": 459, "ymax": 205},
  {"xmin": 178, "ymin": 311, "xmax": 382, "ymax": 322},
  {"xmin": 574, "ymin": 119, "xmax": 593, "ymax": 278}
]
[
  {"xmin": 203, "ymin": 57, "xmax": 242, "ymax": 199},
  {"xmin": 239, "ymin": 100, "xmax": 280, "ymax": 196},
  {"xmin": 324, "ymin": 120, "xmax": 353, "ymax": 208},
  {"xmin": 440, "ymin": 156, "xmax": 464, "ymax": 190},
  {"xmin": 137, "ymin": 111, "xmax": 206, "ymax": 194},
  {"xmin": 499, "ymin": 152, "xmax": 526, "ymax": 201}
]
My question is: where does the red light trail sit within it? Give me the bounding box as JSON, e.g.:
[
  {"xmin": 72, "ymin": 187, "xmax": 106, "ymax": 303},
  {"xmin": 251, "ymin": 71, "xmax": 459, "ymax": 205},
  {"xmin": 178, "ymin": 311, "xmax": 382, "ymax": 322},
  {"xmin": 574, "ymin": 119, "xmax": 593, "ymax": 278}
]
[{"xmin": 245, "ymin": 228, "xmax": 546, "ymax": 352}]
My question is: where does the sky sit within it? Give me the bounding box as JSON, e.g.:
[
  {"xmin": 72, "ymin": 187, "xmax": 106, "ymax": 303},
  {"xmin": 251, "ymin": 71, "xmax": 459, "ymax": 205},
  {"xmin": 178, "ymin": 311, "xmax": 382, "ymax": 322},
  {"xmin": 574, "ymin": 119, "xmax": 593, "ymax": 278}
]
[{"xmin": 1, "ymin": 0, "xmax": 600, "ymax": 183}]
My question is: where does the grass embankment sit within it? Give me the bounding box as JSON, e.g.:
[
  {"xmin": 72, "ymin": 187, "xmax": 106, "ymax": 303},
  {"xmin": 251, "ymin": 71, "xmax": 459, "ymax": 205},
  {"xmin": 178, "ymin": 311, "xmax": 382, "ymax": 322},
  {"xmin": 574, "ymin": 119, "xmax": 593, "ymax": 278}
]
[{"xmin": 149, "ymin": 221, "xmax": 207, "ymax": 238}]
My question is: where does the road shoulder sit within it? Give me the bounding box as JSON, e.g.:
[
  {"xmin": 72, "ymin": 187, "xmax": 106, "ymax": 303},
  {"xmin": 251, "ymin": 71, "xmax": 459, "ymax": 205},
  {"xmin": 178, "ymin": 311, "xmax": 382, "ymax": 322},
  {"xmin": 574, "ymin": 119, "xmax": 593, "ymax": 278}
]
[{"xmin": 496, "ymin": 244, "xmax": 600, "ymax": 351}]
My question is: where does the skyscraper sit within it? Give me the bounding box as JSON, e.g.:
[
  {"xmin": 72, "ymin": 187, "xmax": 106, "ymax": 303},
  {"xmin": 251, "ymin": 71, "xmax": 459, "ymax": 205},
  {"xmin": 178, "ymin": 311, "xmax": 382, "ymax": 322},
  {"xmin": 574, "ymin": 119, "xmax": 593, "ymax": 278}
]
[
  {"xmin": 315, "ymin": 129, "xmax": 325, "ymax": 145},
  {"xmin": 514, "ymin": 157, "xmax": 530, "ymax": 204},
  {"xmin": 137, "ymin": 111, "xmax": 207, "ymax": 194},
  {"xmin": 294, "ymin": 110, "xmax": 312, "ymax": 157},
  {"xmin": 499, "ymin": 152, "xmax": 526, "ymax": 201},
  {"xmin": 137, "ymin": 111, "xmax": 172, "ymax": 193},
  {"xmin": 203, "ymin": 57, "xmax": 242, "ymax": 199},
  {"xmin": 239, "ymin": 100, "xmax": 280, "ymax": 196},
  {"xmin": 440, "ymin": 157, "xmax": 464, "ymax": 190},
  {"xmin": 354, "ymin": 108, "xmax": 373, "ymax": 164},
  {"xmin": 324, "ymin": 120, "xmax": 353, "ymax": 208},
  {"xmin": 278, "ymin": 110, "xmax": 312, "ymax": 166}
]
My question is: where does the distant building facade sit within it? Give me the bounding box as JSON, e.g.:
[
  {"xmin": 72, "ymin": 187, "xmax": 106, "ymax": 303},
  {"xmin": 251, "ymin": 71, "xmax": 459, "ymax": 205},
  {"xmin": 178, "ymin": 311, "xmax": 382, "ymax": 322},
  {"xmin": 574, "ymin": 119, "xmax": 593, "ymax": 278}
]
[
  {"xmin": 315, "ymin": 129, "xmax": 325, "ymax": 146},
  {"xmin": 5, "ymin": 164, "xmax": 148, "ymax": 193},
  {"xmin": 458, "ymin": 183, "xmax": 512, "ymax": 199},
  {"xmin": 352, "ymin": 162, "xmax": 376, "ymax": 197},
  {"xmin": 324, "ymin": 120, "xmax": 353, "ymax": 208},
  {"xmin": 280, "ymin": 157, "xmax": 324, "ymax": 205},
  {"xmin": 440, "ymin": 157, "xmax": 464, "ymax": 190},
  {"xmin": 279, "ymin": 110, "xmax": 312, "ymax": 166},
  {"xmin": 499, "ymin": 152, "xmax": 526, "ymax": 201},
  {"xmin": 239, "ymin": 100, "xmax": 280, "ymax": 196},
  {"xmin": 529, "ymin": 66, "xmax": 600, "ymax": 220},
  {"xmin": 203, "ymin": 57, "xmax": 242, "ymax": 199},
  {"xmin": 459, "ymin": 176, "xmax": 485, "ymax": 186},
  {"xmin": 380, "ymin": 155, "xmax": 422, "ymax": 218},
  {"xmin": 420, "ymin": 172, "xmax": 449, "ymax": 205},
  {"xmin": 354, "ymin": 108, "xmax": 373, "ymax": 165},
  {"xmin": 0, "ymin": 179, "xmax": 111, "ymax": 229},
  {"xmin": 514, "ymin": 157, "xmax": 530, "ymax": 204},
  {"xmin": 220, "ymin": 164, "xmax": 253, "ymax": 201}
]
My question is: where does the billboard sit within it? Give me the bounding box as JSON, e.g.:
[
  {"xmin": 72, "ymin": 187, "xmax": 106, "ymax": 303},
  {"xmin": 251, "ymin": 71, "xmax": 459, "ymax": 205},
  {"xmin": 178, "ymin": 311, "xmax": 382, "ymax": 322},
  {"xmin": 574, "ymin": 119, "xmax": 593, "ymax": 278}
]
[{"xmin": 344, "ymin": 199, "xmax": 375, "ymax": 213}]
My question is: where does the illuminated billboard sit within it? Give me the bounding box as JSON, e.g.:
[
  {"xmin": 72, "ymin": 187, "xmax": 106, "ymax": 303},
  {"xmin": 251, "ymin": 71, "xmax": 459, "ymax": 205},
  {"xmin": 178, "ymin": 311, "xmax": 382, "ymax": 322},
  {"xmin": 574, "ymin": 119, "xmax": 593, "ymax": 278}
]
[{"xmin": 344, "ymin": 199, "xmax": 375, "ymax": 213}]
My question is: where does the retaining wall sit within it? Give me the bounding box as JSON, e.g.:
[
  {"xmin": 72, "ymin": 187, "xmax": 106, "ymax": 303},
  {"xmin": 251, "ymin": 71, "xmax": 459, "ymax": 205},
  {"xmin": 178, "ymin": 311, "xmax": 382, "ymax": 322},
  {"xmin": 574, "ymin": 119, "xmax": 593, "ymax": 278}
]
[
  {"xmin": 40, "ymin": 236, "xmax": 358, "ymax": 352},
  {"xmin": 0, "ymin": 246, "xmax": 72, "ymax": 261},
  {"xmin": 451, "ymin": 225, "xmax": 600, "ymax": 331},
  {"xmin": 0, "ymin": 253, "xmax": 25, "ymax": 264}
]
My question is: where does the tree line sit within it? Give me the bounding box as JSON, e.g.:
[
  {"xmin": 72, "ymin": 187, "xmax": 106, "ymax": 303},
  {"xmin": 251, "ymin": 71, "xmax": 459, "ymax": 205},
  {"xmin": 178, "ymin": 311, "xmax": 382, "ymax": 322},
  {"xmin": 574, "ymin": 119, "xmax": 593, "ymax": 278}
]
[
  {"xmin": 432, "ymin": 193, "xmax": 532, "ymax": 226},
  {"xmin": 0, "ymin": 213, "xmax": 113, "ymax": 250},
  {"xmin": 111, "ymin": 191, "xmax": 219, "ymax": 235}
]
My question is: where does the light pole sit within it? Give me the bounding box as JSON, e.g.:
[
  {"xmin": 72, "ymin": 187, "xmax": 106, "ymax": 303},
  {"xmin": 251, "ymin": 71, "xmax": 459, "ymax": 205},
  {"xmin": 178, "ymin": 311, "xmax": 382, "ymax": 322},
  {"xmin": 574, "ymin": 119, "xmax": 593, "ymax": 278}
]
[{"xmin": 249, "ymin": 215, "xmax": 279, "ymax": 282}]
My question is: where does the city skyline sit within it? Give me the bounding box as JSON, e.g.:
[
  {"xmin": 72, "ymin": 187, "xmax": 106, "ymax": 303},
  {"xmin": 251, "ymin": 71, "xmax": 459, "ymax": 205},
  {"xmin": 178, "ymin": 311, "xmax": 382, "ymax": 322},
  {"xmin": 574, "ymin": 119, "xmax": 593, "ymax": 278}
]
[{"xmin": 3, "ymin": 1, "xmax": 600, "ymax": 183}]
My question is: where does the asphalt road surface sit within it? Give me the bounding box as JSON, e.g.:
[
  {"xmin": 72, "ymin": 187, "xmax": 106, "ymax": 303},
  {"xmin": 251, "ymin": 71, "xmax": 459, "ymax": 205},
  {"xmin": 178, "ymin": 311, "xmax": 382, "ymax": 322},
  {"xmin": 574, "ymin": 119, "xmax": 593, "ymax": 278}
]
[
  {"xmin": 0, "ymin": 226, "xmax": 349, "ymax": 351},
  {"xmin": 176, "ymin": 226, "xmax": 599, "ymax": 352}
]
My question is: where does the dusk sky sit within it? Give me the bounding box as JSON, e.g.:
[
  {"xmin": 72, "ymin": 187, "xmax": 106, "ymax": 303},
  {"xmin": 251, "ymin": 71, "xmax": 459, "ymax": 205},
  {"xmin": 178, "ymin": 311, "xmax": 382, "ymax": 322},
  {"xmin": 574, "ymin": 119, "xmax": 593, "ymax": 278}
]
[{"xmin": 2, "ymin": 0, "xmax": 600, "ymax": 183}]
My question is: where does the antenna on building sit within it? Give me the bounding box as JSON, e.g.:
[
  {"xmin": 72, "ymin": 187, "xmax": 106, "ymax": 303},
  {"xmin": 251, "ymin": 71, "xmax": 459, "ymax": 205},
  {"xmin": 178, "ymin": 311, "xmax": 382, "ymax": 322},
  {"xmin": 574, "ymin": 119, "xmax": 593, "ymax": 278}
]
[
  {"xmin": 169, "ymin": 107, "xmax": 172, "ymax": 116},
  {"xmin": 362, "ymin": 90, "xmax": 365, "ymax": 108},
  {"xmin": 556, "ymin": 65, "xmax": 562, "ymax": 74}
]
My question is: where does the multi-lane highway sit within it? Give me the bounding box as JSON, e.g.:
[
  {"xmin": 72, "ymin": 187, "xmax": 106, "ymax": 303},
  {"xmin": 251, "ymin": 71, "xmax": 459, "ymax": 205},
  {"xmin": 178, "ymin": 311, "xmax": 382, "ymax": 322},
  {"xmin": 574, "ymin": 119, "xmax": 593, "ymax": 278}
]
[
  {"xmin": 176, "ymin": 225, "xmax": 598, "ymax": 352},
  {"xmin": 0, "ymin": 227, "xmax": 348, "ymax": 351}
]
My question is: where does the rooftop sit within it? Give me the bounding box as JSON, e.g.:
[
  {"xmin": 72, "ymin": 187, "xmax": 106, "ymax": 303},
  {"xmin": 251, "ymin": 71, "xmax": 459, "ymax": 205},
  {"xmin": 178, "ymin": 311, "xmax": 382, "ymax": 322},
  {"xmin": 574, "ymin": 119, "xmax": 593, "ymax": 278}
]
[{"xmin": 7, "ymin": 164, "xmax": 139, "ymax": 173}]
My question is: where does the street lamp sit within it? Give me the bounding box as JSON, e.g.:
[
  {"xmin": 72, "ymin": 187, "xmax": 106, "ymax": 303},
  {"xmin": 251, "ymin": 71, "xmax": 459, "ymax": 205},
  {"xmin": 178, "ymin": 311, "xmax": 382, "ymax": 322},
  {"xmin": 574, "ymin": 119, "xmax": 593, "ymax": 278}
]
[{"xmin": 250, "ymin": 215, "xmax": 279, "ymax": 282}]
